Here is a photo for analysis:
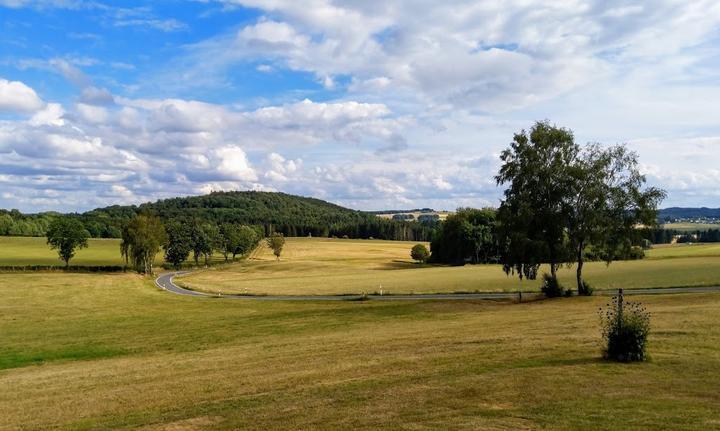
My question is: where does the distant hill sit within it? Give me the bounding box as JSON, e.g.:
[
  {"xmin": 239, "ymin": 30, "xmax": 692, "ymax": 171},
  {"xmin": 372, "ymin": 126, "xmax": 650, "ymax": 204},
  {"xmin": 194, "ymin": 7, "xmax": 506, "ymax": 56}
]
[
  {"xmin": 77, "ymin": 191, "xmax": 433, "ymax": 241},
  {"xmin": 658, "ymin": 207, "xmax": 720, "ymax": 221}
]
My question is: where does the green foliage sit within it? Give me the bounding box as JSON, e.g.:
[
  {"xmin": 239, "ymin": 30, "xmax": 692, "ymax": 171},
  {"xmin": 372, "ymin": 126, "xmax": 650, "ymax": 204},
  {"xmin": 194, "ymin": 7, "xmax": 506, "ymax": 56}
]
[
  {"xmin": 410, "ymin": 243, "xmax": 430, "ymax": 263},
  {"xmin": 600, "ymin": 295, "xmax": 650, "ymax": 362},
  {"xmin": 164, "ymin": 221, "xmax": 192, "ymax": 269},
  {"xmin": 121, "ymin": 214, "xmax": 166, "ymax": 274},
  {"xmin": 266, "ymin": 232, "xmax": 286, "ymax": 260},
  {"xmin": 496, "ymin": 121, "xmax": 666, "ymax": 295},
  {"xmin": 496, "ymin": 121, "xmax": 576, "ymax": 281},
  {"xmin": 540, "ymin": 273, "xmax": 565, "ymax": 298},
  {"xmin": 45, "ymin": 217, "xmax": 90, "ymax": 267},
  {"xmin": 2, "ymin": 192, "xmax": 436, "ymax": 242},
  {"xmin": 430, "ymin": 208, "xmax": 497, "ymax": 264}
]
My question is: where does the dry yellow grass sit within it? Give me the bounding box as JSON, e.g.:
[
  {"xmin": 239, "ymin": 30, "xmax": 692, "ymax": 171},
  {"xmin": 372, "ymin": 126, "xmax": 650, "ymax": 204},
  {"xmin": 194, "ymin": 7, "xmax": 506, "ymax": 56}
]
[
  {"xmin": 178, "ymin": 238, "xmax": 720, "ymax": 295},
  {"xmin": 0, "ymin": 272, "xmax": 719, "ymax": 429}
]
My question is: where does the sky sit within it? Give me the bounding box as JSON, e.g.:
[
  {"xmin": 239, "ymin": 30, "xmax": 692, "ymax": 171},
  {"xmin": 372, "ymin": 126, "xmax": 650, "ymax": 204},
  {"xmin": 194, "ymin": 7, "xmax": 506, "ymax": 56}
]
[{"xmin": 0, "ymin": 0, "xmax": 719, "ymax": 213}]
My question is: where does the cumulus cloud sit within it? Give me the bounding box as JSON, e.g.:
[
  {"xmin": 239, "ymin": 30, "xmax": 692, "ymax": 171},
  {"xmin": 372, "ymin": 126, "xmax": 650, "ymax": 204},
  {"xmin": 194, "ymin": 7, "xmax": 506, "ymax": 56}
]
[{"xmin": 0, "ymin": 78, "xmax": 44, "ymax": 113}]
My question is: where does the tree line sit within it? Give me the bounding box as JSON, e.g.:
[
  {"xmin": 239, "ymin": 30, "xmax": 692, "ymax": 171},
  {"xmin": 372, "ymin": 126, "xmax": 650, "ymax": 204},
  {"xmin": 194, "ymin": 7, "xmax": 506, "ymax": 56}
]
[
  {"xmin": 45, "ymin": 214, "xmax": 264, "ymax": 272},
  {"xmin": 3, "ymin": 191, "xmax": 436, "ymax": 242}
]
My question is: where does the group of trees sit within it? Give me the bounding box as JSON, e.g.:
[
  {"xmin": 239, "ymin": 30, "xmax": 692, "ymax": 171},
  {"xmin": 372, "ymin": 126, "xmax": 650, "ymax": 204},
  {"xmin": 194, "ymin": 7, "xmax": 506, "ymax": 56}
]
[
  {"xmin": 495, "ymin": 121, "xmax": 665, "ymax": 295},
  {"xmin": 429, "ymin": 208, "xmax": 498, "ymax": 265},
  {"xmin": 45, "ymin": 213, "xmax": 263, "ymax": 272},
  {"xmin": 427, "ymin": 122, "xmax": 665, "ymax": 296}
]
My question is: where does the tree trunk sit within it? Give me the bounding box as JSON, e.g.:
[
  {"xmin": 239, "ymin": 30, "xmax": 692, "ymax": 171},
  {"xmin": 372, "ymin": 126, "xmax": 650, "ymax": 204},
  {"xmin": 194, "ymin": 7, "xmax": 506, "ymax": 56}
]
[{"xmin": 576, "ymin": 241, "xmax": 585, "ymax": 294}]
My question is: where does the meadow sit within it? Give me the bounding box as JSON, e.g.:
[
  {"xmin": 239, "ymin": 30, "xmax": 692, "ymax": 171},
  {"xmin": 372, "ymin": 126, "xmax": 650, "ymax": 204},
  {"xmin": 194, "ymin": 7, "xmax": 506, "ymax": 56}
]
[
  {"xmin": 0, "ymin": 272, "xmax": 718, "ymax": 430},
  {"xmin": 662, "ymin": 222, "xmax": 719, "ymax": 232},
  {"xmin": 178, "ymin": 238, "xmax": 720, "ymax": 296}
]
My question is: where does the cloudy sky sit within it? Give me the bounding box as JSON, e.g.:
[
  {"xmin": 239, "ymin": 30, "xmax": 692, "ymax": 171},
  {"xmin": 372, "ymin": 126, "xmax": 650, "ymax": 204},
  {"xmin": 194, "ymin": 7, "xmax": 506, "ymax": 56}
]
[{"xmin": 0, "ymin": 0, "xmax": 719, "ymax": 213}]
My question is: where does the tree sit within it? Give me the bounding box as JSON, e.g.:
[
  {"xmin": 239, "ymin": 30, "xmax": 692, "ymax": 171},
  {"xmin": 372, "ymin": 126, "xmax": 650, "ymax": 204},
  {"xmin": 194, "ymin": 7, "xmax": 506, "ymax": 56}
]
[
  {"xmin": 164, "ymin": 221, "xmax": 191, "ymax": 269},
  {"xmin": 566, "ymin": 144, "xmax": 666, "ymax": 294},
  {"xmin": 188, "ymin": 219, "xmax": 215, "ymax": 266},
  {"xmin": 219, "ymin": 223, "xmax": 241, "ymax": 261},
  {"xmin": 410, "ymin": 243, "xmax": 430, "ymax": 263},
  {"xmin": 266, "ymin": 232, "xmax": 285, "ymax": 261},
  {"xmin": 121, "ymin": 214, "xmax": 166, "ymax": 274},
  {"xmin": 46, "ymin": 217, "xmax": 89, "ymax": 267},
  {"xmin": 234, "ymin": 225, "xmax": 260, "ymax": 259},
  {"xmin": 496, "ymin": 121, "xmax": 576, "ymax": 283}
]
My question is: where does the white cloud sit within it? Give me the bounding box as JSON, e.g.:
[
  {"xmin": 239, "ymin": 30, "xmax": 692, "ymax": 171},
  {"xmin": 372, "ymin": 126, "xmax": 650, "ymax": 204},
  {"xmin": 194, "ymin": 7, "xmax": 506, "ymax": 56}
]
[{"xmin": 0, "ymin": 78, "xmax": 44, "ymax": 113}]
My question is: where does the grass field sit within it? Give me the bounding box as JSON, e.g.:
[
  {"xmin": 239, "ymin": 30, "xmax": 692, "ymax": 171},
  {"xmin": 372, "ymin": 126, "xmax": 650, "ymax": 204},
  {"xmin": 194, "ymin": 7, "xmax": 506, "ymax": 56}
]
[
  {"xmin": 1, "ymin": 272, "xmax": 718, "ymax": 430},
  {"xmin": 0, "ymin": 236, "xmax": 126, "ymax": 266},
  {"xmin": 178, "ymin": 238, "xmax": 720, "ymax": 295},
  {"xmin": 0, "ymin": 236, "xmax": 223, "ymax": 267},
  {"xmin": 662, "ymin": 222, "xmax": 719, "ymax": 232}
]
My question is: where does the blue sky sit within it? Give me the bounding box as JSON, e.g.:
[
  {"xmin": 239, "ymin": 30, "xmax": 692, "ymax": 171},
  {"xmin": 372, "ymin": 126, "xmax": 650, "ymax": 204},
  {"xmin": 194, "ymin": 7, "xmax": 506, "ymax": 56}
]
[{"xmin": 1, "ymin": 0, "xmax": 719, "ymax": 212}]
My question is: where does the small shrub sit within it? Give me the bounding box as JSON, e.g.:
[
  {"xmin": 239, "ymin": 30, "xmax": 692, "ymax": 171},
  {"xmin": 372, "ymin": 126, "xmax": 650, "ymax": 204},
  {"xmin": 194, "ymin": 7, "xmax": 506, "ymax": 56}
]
[
  {"xmin": 578, "ymin": 280, "xmax": 594, "ymax": 296},
  {"xmin": 599, "ymin": 295, "xmax": 650, "ymax": 362},
  {"xmin": 541, "ymin": 273, "xmax": 565, "ymax": 297}
]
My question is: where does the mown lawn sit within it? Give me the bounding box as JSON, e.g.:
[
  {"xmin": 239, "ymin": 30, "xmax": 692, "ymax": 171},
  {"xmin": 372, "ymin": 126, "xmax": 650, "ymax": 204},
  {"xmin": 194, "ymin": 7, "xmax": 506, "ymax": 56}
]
[
  {"xmin": 0, "ymin": 272, "xmax": 718, "ymax": 430},
  {"xmin": 179, "ymin": 238, "xmax": 720, "ymax": 295}
]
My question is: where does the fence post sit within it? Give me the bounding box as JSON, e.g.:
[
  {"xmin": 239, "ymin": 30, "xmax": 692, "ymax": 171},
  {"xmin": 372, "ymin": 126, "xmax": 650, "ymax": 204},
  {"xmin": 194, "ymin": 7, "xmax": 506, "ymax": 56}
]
[{"xmin": 618, "ymin": 288, "xmax": 624, "ymax": 328}]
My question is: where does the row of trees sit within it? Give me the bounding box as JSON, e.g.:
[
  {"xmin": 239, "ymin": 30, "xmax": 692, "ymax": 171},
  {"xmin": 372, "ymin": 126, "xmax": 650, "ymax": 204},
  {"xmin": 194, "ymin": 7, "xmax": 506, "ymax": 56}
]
[
  {"xmin": 45, "ymin": 213, "xmax": 263, "ymax": 272},
  {"xmin": 120, "ymin": 216, "xmax": 264, "ymax": 273}
]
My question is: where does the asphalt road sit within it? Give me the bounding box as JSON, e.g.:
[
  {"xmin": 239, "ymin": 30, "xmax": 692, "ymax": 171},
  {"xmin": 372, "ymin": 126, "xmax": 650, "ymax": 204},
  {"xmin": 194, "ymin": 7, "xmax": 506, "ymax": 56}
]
[{"xmin": 155, "ymin": 271, "xmax": 720, "ymax": 301}]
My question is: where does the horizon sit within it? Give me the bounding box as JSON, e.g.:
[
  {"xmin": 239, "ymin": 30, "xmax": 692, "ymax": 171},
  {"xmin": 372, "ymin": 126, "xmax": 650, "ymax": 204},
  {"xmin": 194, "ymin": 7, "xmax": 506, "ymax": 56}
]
[
  {"xmin": 1, "ymin": 1, "xmax": 719, "ymax": 212},
  {"xmin": 2, "ymin": 188, "xmax": 719, "ymax": 216}
]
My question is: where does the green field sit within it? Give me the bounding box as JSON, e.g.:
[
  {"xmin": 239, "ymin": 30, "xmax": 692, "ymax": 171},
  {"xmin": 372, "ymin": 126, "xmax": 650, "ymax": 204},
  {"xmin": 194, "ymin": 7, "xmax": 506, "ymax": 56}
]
[
  {"xmin": 178, "ymin": 238, "xmax": 720, "ymax": 295},
  {"xmin": 662, "ymin": 222, "xmax": 719, "ymax": 232},
  {"xmin": 0, "ymin": 236, "xmax": 126, "ymax": 266},
  {"xmin": 0, "ymin": 272, "xmax": 718, "ymax": 429}
]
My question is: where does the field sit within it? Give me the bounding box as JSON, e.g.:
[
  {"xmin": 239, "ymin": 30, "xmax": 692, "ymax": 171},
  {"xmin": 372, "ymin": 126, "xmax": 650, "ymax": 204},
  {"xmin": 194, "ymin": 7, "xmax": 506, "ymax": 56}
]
[
  {"xmin": 2, "ymin": 237, "xmax": 720, "ymax": 429},
  {"xmin": 0, "ymin": 236, "xmax": 221, "ymax": 267},
  {"xmin": 662, "ymin": 222, "xmax": 719, "ymax": 232},
  {"xmin": 178, "ymin": 238, "xmax": 720, "ymax": 295},
  {"xmin": 0, "ymin": 236, "xmax": 126, "ymax": 266}
]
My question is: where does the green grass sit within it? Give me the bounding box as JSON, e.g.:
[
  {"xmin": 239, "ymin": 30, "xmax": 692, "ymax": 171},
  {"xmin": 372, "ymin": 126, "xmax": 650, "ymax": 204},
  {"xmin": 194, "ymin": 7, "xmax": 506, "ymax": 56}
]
[
  {"xmin": 0, "ymin": 272, "xmax": 719, "ymax": 429},
  {"xmin": 0, "ymin": 236, "xmax": 126, "ymax": 266},
  {"xmin": 662, "ymin": 222, "xmax": 720, "ymax": 232},
  {"xmin": 178, "ymin": 238, "xmax": 720, "ymax": 295},
  {"xmin": 0, "ymin": 236, "xmax": 225, "ymax": 267}
]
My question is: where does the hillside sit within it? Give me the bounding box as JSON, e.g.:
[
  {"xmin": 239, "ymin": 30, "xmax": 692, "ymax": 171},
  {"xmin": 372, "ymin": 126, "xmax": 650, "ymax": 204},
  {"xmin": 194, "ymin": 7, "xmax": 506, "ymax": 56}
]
[
  {"xmin": 658, "ymin": 207, "xmax": 720, "ymax": 221},
  {"xmin": 77, "ymin": 191, "xmax": 433, "ymax": 241}
]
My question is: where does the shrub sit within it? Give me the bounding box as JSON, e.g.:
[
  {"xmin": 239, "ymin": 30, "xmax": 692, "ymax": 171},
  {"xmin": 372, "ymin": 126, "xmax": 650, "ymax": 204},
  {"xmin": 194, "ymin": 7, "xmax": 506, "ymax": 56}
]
[
  {"xmin": 541, "ymin": 273, "xmax": 565, "ymax": 297},
  {"xmin": 578, "ymin": 280, "xmax": 594, "ymax": 296},
  {"xmin": 410, "ymin": 244, "xmax": 430, "ymax": 263},
  {"xmin": 599, "ymin": 294, "xmax": 650, "ymax": 362}
]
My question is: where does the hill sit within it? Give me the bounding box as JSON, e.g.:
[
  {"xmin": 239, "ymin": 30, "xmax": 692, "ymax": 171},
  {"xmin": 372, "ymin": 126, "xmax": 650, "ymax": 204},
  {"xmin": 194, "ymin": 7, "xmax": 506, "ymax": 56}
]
[
  {"xmin": 74, "ymin": 191, "xmax": 434, "ymax": 241},
  {"xmin": 658, "ymin": 207, "xmax": 720, "ymax": 221}
]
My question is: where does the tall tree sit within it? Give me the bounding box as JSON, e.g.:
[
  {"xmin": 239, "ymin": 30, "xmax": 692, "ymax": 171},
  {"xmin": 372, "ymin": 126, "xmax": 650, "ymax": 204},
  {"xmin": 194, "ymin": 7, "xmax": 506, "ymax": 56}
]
[
  {"xmin": 164, "ymin": 221, "xmax": 191, "ymax": 269},
  {"xmin": 566, "ymin": 144, "xmax": 666, "ymax": 294},
  {"xmin": 121, "ymin": 214, "xmax": 166, "ymax": 274},
  {"xmin": 496, "ymin": 121, "xmax": 576, "ymax": 282},
  {"xmin": 266, "ymin": 232, "xmax": 285, "ymax": 261},
  {"xmin": 46, "ymin": 216, "xmax": 89, "ymax": 267}
]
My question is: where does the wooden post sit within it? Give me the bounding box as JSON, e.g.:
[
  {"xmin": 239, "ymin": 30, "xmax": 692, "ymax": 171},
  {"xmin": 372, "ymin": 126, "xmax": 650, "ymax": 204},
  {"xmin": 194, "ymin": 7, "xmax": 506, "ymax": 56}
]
[{"xmin": 618, "ymin": 288, "xmax": 624, "ymax": 328}]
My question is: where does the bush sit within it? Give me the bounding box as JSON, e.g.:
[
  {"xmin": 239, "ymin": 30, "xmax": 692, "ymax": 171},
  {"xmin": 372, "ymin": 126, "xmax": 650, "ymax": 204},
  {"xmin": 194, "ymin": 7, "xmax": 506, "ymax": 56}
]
[
  {"xmin": 541, "ymin": 273, "xmax": 565, "ymax": 297},
  {"xmin": 578, "ymin": 280, "xmax": 594, "ymax": 296},
  {"xmin": 410, "ymin": 243, "xmax": 430, "ymax": 263},
  {"xmin": 600, "ymin": 295, "xmax": 650, "ymax": 362}
]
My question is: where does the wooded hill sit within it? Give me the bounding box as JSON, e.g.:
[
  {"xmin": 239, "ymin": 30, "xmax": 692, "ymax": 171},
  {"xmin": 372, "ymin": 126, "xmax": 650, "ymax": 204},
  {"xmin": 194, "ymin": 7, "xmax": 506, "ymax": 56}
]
[{"xmin": 1, "ymin": 191, "xmax": 436, "ymax": 241}]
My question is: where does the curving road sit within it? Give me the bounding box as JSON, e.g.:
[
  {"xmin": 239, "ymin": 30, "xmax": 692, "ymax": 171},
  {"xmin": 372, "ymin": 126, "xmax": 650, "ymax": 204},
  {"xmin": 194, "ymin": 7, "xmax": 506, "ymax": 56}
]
[{"xmin": 155, "ymin": 271, "xmax": 720, "ymax": 301}]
